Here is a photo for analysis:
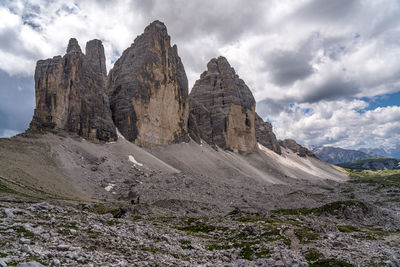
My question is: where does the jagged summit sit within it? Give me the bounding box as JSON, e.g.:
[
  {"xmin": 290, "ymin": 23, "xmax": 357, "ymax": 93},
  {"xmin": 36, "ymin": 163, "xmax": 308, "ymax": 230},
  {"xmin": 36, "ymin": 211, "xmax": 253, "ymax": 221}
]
[
  {"xmin": 86, "ymin": 39, "xmax": 107, "ymax": 80},
  {"xmin": 107, "ymin": 20, "xmax": 188, "ymax": 146},
  {"xmin": 280, "ymin": 139, "xmax": 315, "ymax": 157},
  {"xmin": 29, "ymin": 38, "xmax": 116, "ymax": 141},
  {"xmin": 66, "ymin": 38, "xmax": 82, "ymax": 53},
  {"xmin": 255, "ymin": 114, "xmax": 281, "ymax": 155},
  {"xmin": 189, "ymin": 56, "xmax": 257, "ymax": 153},
  {"xmin": 144, "ymin": 20, "xmax": 168, "ymax": 35}
]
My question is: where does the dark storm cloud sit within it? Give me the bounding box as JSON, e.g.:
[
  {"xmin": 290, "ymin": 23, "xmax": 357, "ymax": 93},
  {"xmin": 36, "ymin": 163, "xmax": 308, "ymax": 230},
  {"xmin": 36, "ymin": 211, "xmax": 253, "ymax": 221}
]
[
  {"xmin": 0, "ymin": 70, "xmax": 34, "ymax": 133},
  {"xmin": 295, "ymin": 0, "xmax": 360, "ymax": 22},
  {"xmin": 0, "ymin": 28, "xmax": 38, "ymax": 59},
  {"xmin": 131, "ymin": 0, "xmax": 155, "ymax": 14},
  {"xmin": 256, "ymin": 98, "xmax": 292, "ymax": 118},
  {"xmin": 130, "ymin": 0, "xmax": 267, "ymax": 43},
  {"xmin": 301, "ymin": 76, "xmax": 359, "ymax": 103},
  {"xmin": 266, "ymin": 49, "xmax": 314, "ymax": 87}
]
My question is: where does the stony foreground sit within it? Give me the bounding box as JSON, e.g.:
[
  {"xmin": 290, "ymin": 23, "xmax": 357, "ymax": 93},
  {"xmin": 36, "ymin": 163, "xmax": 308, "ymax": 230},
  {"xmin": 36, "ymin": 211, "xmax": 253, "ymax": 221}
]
[{"xmin": 1, "ymin": 193, "xmax": 399, "ymax": 267}]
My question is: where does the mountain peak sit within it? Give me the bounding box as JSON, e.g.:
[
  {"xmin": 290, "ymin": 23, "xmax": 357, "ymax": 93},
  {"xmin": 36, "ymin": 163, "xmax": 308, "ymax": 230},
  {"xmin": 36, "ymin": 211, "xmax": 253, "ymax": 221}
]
[
  {"xmin": 189, "ymin": 56, "xmax": 256, "ymax": 152},
  {"xmin": 144, "ymin": 20, "xmax": 168, "ymax": 36},
  {"xmin": 107, "ymin": 19, "xmax": 188, "ymax": 146},
  {"xmin": 66, "ymin": 38, "xmax": 82, "ymax": 53}
]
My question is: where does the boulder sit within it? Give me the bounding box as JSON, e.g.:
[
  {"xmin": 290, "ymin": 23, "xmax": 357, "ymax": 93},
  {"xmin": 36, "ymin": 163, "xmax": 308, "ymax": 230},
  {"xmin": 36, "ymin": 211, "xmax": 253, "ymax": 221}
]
[
  {"xmin": 108, "ymin": 20, "xmax": 189, "ymax": 146},
  {"xmin": 189, "ymin": 56, "xmax": 256, "ymax": 153},
  {"xmin": 29, "ymin": 38, "xmax": 116, "ymax": 141}
]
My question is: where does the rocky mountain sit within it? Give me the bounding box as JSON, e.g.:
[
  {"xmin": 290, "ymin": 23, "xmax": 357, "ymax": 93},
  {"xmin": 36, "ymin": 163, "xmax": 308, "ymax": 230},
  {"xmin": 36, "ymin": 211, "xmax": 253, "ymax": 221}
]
[
  {"xmin": 360, "ymin": 144, "xmax": 400, "ymax": 159},
  {"xmin": 107, "ymin": 20, "xmax": 188, "ymax": 146},
  {"xmin": 29, "ymin": 38, "xmax": 116, "ymax": 142},
  {"xmin": 280, "ymin": 139, "xmax": 315, "ymax": 157},
  {"xmin": 338, "ymin": 158, "xmax": 400, "ymax": 170},
  {"xmin": 310, "ymin": 146, "xmax": 376, "ymax": 165},
  {"xmin": 255, "ymin": 114, "xmax": 281, "ymax": 155},
  {"xmin": 189, "ymin": 56, "xmax": 256, "ymax": 153}
]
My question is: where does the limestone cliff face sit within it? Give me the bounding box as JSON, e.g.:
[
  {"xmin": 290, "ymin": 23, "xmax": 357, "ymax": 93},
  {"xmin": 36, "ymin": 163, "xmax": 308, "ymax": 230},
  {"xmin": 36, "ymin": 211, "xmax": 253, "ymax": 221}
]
[
  {"xmin": 279, "ymin": 139, "xmax": 315, "ymax": 157},
  {"xmin": 255, "ymin": 114, "xmax": 281, "ymax": 155},
  {"xmin": 189, "ymin": 56, "xmax": 256, "ymax": 153},
  {"xmin": 29, "ymin": 38, "xmax": 116, "ymax": 141},
  {"xmin": 107, "ymin": 20, "xmax": 189, "ymax": 146}
]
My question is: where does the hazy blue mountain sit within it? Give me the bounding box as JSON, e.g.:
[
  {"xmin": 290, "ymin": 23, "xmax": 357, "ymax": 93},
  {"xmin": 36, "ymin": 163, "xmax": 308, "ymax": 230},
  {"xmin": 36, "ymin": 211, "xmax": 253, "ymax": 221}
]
[
  {"xmin": 360, "ymin": 144, "xmax": 400, "ymax": 159},
  {"xmin": 310, "ymin": 146, "xmax": 377, "ymax": 165}
]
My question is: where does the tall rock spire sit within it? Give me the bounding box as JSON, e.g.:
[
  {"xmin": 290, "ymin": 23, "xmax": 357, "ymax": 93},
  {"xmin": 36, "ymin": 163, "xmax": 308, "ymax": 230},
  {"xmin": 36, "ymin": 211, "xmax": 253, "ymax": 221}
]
[
  {"xmin": 189, "ymin": 56, "xmax": 257, "ymax": 153},
  {"xmin": 86, "ymin": 39, "xmax": 107, "ymax": 81},
  {"xmin": 107, "ymin": 20, "xmax": 189, "ymax": 146},
  {"xmin": 29, "ymin": 38, "xmax": 116, "ymax": 141},
  {"xmin": 66, "ymin": 38, "xmax": 82, "ymax": 53}
]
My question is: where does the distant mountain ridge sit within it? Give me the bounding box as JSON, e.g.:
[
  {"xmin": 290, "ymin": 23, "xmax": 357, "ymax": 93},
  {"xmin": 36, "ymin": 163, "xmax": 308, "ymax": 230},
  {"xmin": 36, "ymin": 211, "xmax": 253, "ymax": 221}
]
[
  {"xmin": 338, "ymin": 158, "xmax": 400, "ymax": 170},
  {"xmin": 309, "ymin": 146, "xmax": 377, "ymax": 165},
  {"xmin": 360, "ymin": 144, "xmax": 400, "ymax": 159}
]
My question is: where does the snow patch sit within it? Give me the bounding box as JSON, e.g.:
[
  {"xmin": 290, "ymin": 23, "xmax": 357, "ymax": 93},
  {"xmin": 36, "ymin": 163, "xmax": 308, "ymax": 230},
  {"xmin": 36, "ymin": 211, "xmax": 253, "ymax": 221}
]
[
  {"xmin": 129, "ymin": 155, "xmax": 143, "ymax": 166},
  {"xmin": 116, "ymin": 128, "xmax": 126, "ymax": 140},
  {"xmin": 104, "ymin": 183, "xmax": 115, "ymax": 192}
]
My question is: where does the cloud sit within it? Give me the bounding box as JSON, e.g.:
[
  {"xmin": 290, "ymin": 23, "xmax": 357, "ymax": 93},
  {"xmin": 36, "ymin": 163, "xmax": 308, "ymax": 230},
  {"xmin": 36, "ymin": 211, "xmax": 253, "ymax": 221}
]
[
  {"xmin": 259, "ymin": 99, "xmax": 400, "ymax": 149},
  {"xmin": 266, "ymin": 47, "xmax": 314, "ymax": 87},
  {"xmin": 295, "ymin": 0, "xmax": 361, "ymax": 23}
]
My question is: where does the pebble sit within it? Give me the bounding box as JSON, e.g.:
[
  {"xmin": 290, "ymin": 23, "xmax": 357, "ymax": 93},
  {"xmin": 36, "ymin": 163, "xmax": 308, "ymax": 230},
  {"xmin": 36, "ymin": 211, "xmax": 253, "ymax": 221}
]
[
  {"xmin": 57, "ymin": 244, "xmax": 70, "ymax": 251},
  {"xmin": 20, "ymin": 238, "xmax": 30, "ymax": 244},
  {"xmin": 16, "ymin": 261, "xmax": 44, "ymax": 267}
]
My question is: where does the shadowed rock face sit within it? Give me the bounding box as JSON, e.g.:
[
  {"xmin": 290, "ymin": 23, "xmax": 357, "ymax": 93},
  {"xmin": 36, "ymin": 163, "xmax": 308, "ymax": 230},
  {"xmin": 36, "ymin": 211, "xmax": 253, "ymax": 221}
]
[
  {"xmin": 255, "ymin": 114, "xmax": 281, "ymax": 155},
  {"xmin": 29, "ymin": 38, "xmax": 116, "ymax": 142},
  {"xmin": 107, "ymin": 20, "xmax": 189, "ymax": 146},
  {"xmin": 189, "ymin": 56, "xmax": 256, "ymax": 153},
  {"xmin": 279, "ymin": 139, "xmax": 315, "ymax": 157}
]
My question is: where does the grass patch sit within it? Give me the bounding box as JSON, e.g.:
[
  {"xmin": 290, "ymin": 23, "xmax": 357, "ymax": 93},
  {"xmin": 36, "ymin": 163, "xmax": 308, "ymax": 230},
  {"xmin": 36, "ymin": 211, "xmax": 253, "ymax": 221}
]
[
  {"xmin": 348, "ymin": 169, "xmax": 400, "ymax": 187},
  {"xmin": 179, "ymin": 239, "xmax": 194, "ymax": 250},
  {"xmin": 338, "ymin": 158, "xmax": 400, "ymax": 171},
  {"xmin": 27, "ymin": 255, "xmax": 47, "ymax": 266},
  {"xmin": 88, "ymin": 203, "xmax": 126, "ymax": 218},
  {"xmin": 13, "ymin": 225, "xmax": 34, "ymax": 238},
  {"xmin": 177, "ymin": 222, "xmax": 216, "ymax": 233},
  {"xmin": 254, "ymin": 247, "xmax": 271, "ymax": 258},
  {"xmin": 310, "ymin": 258, "xmax": 354, "ymax": 267},
  {"xmin": 0, "ymin": 180, "xmax": 19, "ymax": 194},
  {"xmin": 206, "ymin": 243, "xmax": 232, "ymax": 250},
  {"xmin": 272, "ymin": 200, "xmax": 370, "ymax": 218},
  {"xmin": 176, "ymin": 217, "xmax": 228, "ymax": 234},
  {"xmin": 139, "ymin": 245, "xmax": 160, "ymax": 254},
  {"xmin": 294, "ymin": 229, "xmax": 319, "ymax": 243},
  {"xmin": 305, "ymin": 248, "xmax": 323, "ymax": 262},
  {"xmin": 239, "ymin": 244, "xmax": 254, "ymax": 260},
  {"xmin": 337, "ymin": 225, "xmax": 360, "ymax": 233},
  {"xmin": 236, "ymin": 242, "xmax": 269, "ymax": 260}
]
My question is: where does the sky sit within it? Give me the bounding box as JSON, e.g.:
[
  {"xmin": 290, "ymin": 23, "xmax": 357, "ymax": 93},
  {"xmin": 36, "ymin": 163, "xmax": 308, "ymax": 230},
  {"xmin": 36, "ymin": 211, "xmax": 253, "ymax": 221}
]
[{"xmin": 0, "ymin": 0, "xmax": 399, "ymax": 150}]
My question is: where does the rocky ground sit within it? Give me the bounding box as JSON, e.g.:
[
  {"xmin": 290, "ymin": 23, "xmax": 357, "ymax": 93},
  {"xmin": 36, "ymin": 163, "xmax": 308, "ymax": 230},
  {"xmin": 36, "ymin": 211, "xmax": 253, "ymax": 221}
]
[
  {"xmin": 1, "ymin": 174, "xmax": 399, "ymax": 267},
  {"xmin": 0, "ymin": 134, "xmax": 399, "ymax": 266}
]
